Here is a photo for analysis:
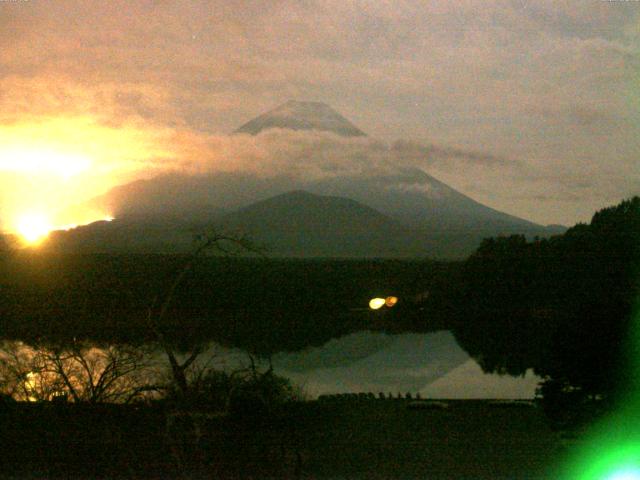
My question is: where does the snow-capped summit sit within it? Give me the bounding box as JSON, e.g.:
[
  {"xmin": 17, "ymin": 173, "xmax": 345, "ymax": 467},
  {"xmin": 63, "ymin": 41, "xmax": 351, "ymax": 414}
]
[{"xmin": 234, "ymin": 100, "xmax": 366, "ymax": 137}]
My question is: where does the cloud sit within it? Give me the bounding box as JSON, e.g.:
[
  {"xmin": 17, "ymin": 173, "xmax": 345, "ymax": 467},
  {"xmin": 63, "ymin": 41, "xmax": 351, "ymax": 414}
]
[
  {"xmin": 3, "ymin": 0, "xmax": 638, "ymax": 133},
  {"xmin": 143, "ymin": 128, "xmax": 532, "ymax": 190},
  {"xmin": 391, "ymin": 140, "xmax": 516, "ymax": 167},
  {"xmin": 1, "ymin": 0, "xmax": 638, "ymax": 226},
  {"xmin": 528, "ymin": 103, "xmax": 635, "ymax": 135}
]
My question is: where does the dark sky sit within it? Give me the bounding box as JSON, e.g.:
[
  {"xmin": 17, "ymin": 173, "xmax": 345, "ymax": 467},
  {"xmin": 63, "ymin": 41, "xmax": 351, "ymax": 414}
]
[{"xmin": 1, "ymin": 0, "xmax": 639, "ymax": 228}]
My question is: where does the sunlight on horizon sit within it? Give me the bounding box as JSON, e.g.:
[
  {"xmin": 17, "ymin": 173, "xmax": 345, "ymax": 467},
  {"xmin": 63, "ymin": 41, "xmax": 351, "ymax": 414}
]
[
  {"xmin": 14, "ymin": 212, "xmax": 114, "ymax": 246},
  {"xmin": 16, "ymin": 213, "xmax": 53, "ymax": 245},
  {"xmin": 0, "ymin": 116, "xmax": 172, "ymax": 234}
]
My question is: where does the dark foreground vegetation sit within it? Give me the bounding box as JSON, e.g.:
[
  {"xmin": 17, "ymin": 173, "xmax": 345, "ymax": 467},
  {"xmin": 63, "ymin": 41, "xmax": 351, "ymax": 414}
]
[
  {"xmin": 0, "ymin": 398, "xmax": 564, "ymax": 480},
  {"xmin": 0, "ymin": 197, "xmax": 638, "ymax": 478},
  {"xmin": 445, "ymin": 197, "xmax": 640, "ymax": 420},
  {"xmin": 0, "ymin": 253, "xmax": 452, "ymax": 354}
]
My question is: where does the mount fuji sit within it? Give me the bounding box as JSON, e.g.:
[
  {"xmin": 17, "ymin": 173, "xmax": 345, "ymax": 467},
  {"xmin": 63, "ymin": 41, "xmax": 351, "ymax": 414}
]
[
  {"xmin": 50, "ymin": 102, "xmax": 564, "ymax": 258},
  {"xmin": 235, "ymin": 100, "xmax": 366, "ymax": 137}
]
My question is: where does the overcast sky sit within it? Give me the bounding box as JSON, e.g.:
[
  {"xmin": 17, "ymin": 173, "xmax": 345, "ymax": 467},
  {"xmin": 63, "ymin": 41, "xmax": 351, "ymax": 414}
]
[{"xmin": 1, "ymin": 0, "xmax": 639, "ymax": 226}]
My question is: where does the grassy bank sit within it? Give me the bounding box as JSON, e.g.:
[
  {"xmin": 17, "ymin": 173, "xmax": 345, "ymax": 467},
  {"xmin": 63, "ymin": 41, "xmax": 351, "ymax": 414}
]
[{"xmin": 1, "ymin": 398, "xmax": 567, "ymax": 479}]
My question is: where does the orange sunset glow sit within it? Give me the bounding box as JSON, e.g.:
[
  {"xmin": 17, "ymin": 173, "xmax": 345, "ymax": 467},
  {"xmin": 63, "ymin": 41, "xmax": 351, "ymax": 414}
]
[
  {"xmin": 1, "ymin": 2, "xmax": 638, "ymax": 478},
  {"xmin": 15, "ymin": 213, "xmax": 53, "ymax": 245},
  {"xmin": 0, "ymin": 116, "xmax": 172, "ymax": 240}
]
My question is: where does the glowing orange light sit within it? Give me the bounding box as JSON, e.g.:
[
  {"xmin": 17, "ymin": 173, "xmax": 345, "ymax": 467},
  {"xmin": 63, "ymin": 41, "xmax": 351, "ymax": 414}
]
[
  {"xmin": 385, "ymin": 296, "xmax": 398, "ymax": 307},
  {"xmin": 369, "ymin": 298, "xmax": 386, "ymax": 310},
  {"xmin": 0, "ymin": 148, "xmax": 91, "ymax": 179},
  {"xmin": 0, "ymin": 115, "xmax": 171, "ymax": 233},
  {"xmin": 16, "ymin": 213, "xmax": 53, "ymax": 244}
]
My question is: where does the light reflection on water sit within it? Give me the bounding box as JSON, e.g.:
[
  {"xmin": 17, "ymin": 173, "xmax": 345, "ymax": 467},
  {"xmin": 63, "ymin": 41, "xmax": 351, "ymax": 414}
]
[{"xmin": 1, "ymin": 331, "xmax": 540, "ymax": 402}]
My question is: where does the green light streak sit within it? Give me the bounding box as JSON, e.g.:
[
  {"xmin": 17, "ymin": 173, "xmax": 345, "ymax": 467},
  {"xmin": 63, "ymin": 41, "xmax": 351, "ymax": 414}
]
[
  {"xmin": 562, "ymin": 296, "xmax": 640, "ymax": 479},
  {"xmin": 605, "ymin": 469, "xmax": 640, "ymax": 480}
]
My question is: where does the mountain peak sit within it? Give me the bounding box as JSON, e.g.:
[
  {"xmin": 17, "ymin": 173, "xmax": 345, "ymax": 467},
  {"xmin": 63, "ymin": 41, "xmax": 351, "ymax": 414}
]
[{"xmin": 234, "ymin": 100, "xmax": 366, "ymax": 137}]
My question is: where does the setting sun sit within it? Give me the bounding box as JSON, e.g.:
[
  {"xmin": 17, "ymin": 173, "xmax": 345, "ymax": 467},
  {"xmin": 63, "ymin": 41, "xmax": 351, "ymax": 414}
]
[
  {"xmin": 0, "ymin": 116, "xmax": 172, "ymax": 235},
  {"xmin": 16, "ymin": 213, "xmax": 53, "ymax": 245}
]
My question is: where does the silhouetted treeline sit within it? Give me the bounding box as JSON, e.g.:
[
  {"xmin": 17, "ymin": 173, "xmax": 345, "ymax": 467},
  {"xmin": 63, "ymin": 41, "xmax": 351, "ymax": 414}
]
[
  {"xmin": 443, "ymin": 197, "xmax": 640, "ymax": 401},
  {"xmin": 3, "ymin": 198, "xmax": 636, "ymax": 404},
  {"xmin": 0, "ymin": 255, "xmax": 452, "ymax": 354}
]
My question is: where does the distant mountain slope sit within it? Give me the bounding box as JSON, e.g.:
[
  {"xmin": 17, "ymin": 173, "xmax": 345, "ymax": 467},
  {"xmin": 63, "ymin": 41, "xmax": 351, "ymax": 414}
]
[
  {"xmin": 419, "ymin": 359, "xmax": 540, "ymax": 399},
  {"xmin": 290, "ymin": 168, "xmax": 561, "ymax": 257},
  {"xmin": 66, "ymin": 102, "xmax": 565, "ymax": 258},
  {"xmin": 234, "ymin": 100, "xmax": 366, "ymax": 137},
  {"xmin": 45, "ymin": 215, "xmax": 208, "ymax": 253},
  {"xmin": 85, "ymin": 172, "xmax": 292, "ymax": 219},
  {"xmin": 274, "ymin": 331, "xmax": 472, "ymax": 396},
  {"xmin": 221, "ymin": 190, "xmax": 429, "ymax": 258},
  {"xmin": 71, "ymin": 170, "xmax": 562, "ymax": 258},
  {"xmin": 304, "ymin": 167, "xmax": 565, "ymax": 235},
  {"xmin": 46, "ymin": 190, "xmax": 429, "ymax": 257}
]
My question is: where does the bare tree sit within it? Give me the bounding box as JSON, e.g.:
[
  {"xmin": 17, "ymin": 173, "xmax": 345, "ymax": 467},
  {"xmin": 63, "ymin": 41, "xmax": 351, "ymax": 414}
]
[
  {"xmin": 147, "ymin": 230, "xmax": 262, "ymax": 397},
  {"xmin": 39, "ymin": 342, "xmax": 156, "ymax": 403},
  {"xmin": 0, "ymin": 341, "xmax": 45, "ymax": 401},
  {"xmin": 0, "ymin": 230, "xmax": 261, "ymax": 404},
  {"xmin": 0, "ymin": 341, "xmax": 156, "ymax": 403}
]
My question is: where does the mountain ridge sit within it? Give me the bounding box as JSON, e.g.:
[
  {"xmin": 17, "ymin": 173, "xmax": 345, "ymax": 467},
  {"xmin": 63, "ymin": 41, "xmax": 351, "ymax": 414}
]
[
  {"xmin": 59, "ymin": 102, "xmax": 566, "ymax": 258},
  {"xmin": 48, "ymin": 186, "xmax": 563, "ymax": 258},
  {"xmin": 220, "ymin": 190, "xmax": 429, "ymax": 258},
  {"xmin": 234, "ymin": 100, "xmax": 366, "ymax": 137}
]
